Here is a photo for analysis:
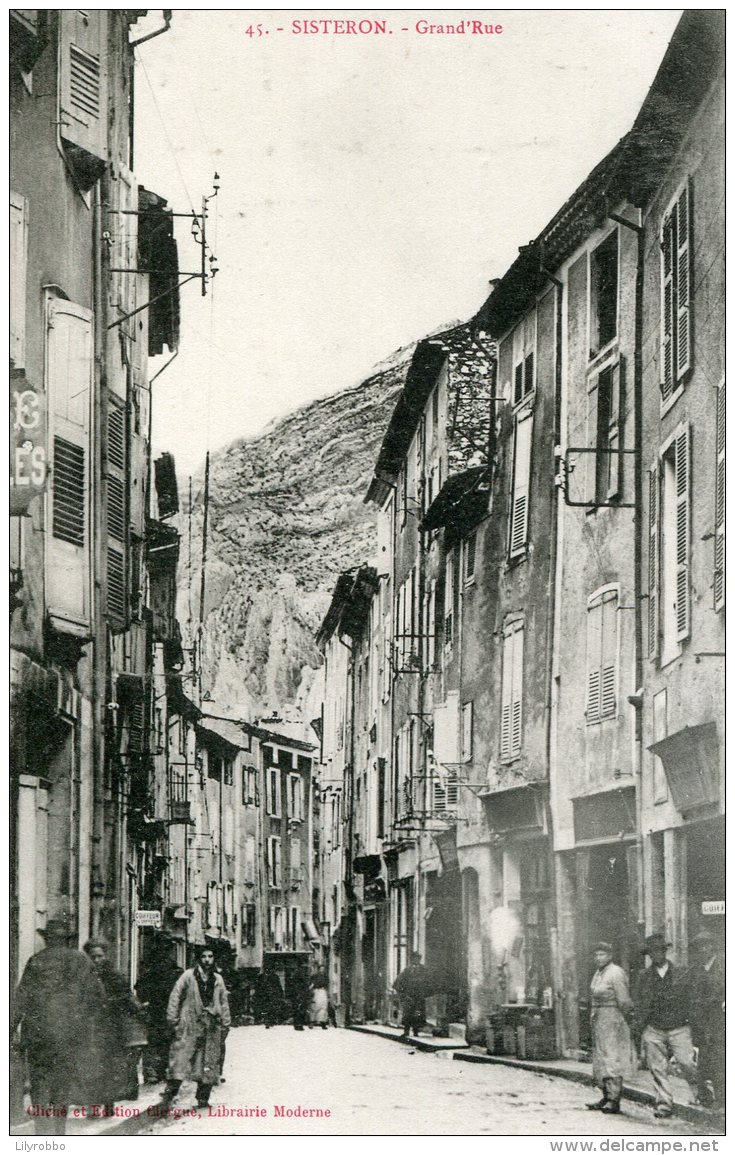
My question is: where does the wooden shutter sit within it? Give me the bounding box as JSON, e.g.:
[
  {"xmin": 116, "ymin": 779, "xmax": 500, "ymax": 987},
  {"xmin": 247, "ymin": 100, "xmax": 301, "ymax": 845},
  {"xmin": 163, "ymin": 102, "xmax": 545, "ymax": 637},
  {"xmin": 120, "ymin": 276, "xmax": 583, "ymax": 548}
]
[
  {"xmin": 274, "ymin": 838, "xmax": 282, "ymax": 887},
  {"xmin": 676, "ymin": 181, "xmax": 692, "ymax": 383},
  {"xmin": 675, "ymin": 426, "xmax": 691, "ymax": 641},
  {"xmin": 511, "ymin": 625, "xmax": 524, "ymax": 756},
  {"xmin": 58, "ymin": 10, "xmax": 108, "ymax": 184},
  {"xmin": 586, "ymin": 597, "xmax": 602, "ymax": 723},
  {"xmin": 586, "ymin": 588, "xmax": 618, "ymax": 723},
  {"xmin": 600, "ymin": 591, "xmax": 618, "ymax": 719},
  {"xmin": 510, "ymin": 412, "xmax": 533, "ymax": 555},
  {"xmin": 10, "ymin": 192, "xmax": 28, "ymax": 369},
  {"xmin": 606, "ymin": 360, "xmax": 623, "ymax": 499},
  {"xmin": 501, "ymin": 621, "xmax": 523, "ymax": 758},
  {"xmin": 648, "ymin": 466, "xmax": 660, "ymax": 659},
  {"xmin": 46, "ymin": 298, "xmax": 93, "ymax": 628},
  {"xmin": 661, "ymin": 212, "xmax": 675, "ymax": 401},
  {"xmin": 714, "ymin": 383, "xmax": 725, "ymax": 611},
  {"xmin": 107, "ymin": 399, "xmax": 128, "ymax": 628}
]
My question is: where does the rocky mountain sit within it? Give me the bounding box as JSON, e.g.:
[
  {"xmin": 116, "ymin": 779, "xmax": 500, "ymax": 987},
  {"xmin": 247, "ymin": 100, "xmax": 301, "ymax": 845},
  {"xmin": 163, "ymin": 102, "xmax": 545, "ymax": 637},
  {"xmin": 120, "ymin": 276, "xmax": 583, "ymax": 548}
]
[{"xmin": 177, "ymin": 342, "xmax": 416, "ymax": 730}]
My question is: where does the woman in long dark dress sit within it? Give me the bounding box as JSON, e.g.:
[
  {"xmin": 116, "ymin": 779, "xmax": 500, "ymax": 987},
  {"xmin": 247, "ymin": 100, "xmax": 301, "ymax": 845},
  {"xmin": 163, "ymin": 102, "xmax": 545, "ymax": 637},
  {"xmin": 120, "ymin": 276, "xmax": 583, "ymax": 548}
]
[{"xmin": 84, "ymin": 940, "xmax": 145, "ymax": 1110}]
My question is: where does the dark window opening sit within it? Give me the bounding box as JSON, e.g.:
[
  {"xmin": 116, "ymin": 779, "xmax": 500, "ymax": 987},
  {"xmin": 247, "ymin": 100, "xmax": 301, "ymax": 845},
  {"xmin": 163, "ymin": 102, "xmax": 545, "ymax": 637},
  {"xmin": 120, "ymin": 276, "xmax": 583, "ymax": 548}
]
[{"xmin": 591, "ymin": 231, "xmax": 618, "ymax": 355}]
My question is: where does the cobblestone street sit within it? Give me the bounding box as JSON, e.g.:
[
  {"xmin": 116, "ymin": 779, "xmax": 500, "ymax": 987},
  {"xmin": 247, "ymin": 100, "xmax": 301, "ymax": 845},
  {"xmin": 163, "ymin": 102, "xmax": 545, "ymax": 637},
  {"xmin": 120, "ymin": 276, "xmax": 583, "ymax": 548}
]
[{"xmin": 139, "ymin": 1026, "xmax": 704, "ymax": 1136}]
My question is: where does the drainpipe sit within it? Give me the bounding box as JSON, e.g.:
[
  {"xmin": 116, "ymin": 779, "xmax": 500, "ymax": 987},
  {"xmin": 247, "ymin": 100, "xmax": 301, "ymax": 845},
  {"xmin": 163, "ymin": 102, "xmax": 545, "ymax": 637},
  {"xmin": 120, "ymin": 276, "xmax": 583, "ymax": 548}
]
[
  {"xmin": 607, "ymin": 210, "xmax": 646, "ymax": 933},
  {"xmin": 91, "ymin": 181, "xmax": 111, "ymax": 941},
  {"xmin": 539, "ymin": 261, "xmax": 564, "ymax": 1054},
  {"xmin": 338, "ymin": 630, "xmax": 356, "ymax": 1020}
]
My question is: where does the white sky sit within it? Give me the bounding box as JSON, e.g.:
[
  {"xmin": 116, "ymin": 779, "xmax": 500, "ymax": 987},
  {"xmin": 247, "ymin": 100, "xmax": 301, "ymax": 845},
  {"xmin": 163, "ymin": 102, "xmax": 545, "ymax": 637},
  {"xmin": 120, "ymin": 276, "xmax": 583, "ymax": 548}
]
[{"xmin": 134, "ymin": 8, "xmax": 682, "ymax": 477}]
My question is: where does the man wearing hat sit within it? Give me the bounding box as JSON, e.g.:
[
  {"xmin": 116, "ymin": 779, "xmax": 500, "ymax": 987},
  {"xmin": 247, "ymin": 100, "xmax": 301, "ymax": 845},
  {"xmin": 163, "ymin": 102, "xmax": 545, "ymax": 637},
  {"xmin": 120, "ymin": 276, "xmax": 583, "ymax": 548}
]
[
  {"xmin": 11, "ymin": 915, "xmax": 107, "ymax": 1134},
  {"xmin": 687, "ymin": 930, "xmax": 725, "ymax": 1109},
  {"xmin": 161, "ymin": 944, "xmax": 230, "ymax": 1109},
  {"xmin": 633, "ymin": 932, "xmax": 697, "ymax": 1118}
]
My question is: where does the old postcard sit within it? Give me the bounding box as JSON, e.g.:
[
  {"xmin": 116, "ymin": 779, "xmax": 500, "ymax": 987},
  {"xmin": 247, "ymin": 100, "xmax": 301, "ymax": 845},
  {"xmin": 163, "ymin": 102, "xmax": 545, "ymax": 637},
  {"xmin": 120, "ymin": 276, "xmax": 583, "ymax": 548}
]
[{"xmin": 9, "ymin": 8, "xmax": 724, "ymax": 1143}]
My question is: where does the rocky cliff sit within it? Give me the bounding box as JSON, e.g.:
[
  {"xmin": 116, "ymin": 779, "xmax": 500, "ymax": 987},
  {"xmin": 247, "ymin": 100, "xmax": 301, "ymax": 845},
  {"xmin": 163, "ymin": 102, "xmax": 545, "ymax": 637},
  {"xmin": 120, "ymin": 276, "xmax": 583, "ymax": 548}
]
[{"xmin": 177, "ymin": 343, "xmax": 415, "ymax": 727}]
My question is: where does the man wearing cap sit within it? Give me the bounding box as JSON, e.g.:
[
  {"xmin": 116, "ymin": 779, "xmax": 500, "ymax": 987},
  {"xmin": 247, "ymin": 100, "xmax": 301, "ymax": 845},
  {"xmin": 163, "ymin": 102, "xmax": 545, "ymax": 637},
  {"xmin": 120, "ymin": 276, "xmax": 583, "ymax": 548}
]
[
  {"xmin": 633, "ymin": 932, "xmax": 697, "ymax": 1119},
  {"xmin": 160, "ymin": 944, "xmax": 230, "ymax": 1109},
  {"xmin": 11, "ymin": 915, "xmax": 107, "ymax": 1135},
  {"xmin": 687, "ymin": 930, "xmax": 725, "ymax": 1109}
]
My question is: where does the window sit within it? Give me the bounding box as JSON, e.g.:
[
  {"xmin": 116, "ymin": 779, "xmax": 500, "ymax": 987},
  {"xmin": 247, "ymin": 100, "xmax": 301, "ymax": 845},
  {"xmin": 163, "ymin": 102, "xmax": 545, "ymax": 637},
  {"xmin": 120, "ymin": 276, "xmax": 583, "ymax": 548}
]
[
  {"xmin": 500, "ymin": 619, "xmax": 524, "ymax": 760},
  {"xmin": 509, "ymin": 411, "xmax": 533, "ymax": 558},
  {"xmin": 207, "ymin": 752, "xmax": 222, "ymax": 781},
  {"xmin": 288, "ymin": 906, "xmax": 301, "ymax": 950},
  {"xmin": 290, "ymin": 837, "xmax": 301, "ymax": 887},
  {"xmin": 46, "ymin": 298, "xmax": 93, "ymax": 628},
  {"xmin": 432, "ymin": 385, "xmax": 439, "ymax": 430},
  {"xmin": 432, "ymin": 771, "xmax": 459, "ymax": 813},
  {"xmin": 400, "ymin": 465, "xmax": 408, "ymax": 527},
  {"xmin": 650, "ymin": 427, "xmax": 690, "ymax": 664},
  {"xmin": 267, "ymin": 766, "xmax": 281, "ymax": 816},
  {"xmin": 10, "ymin": 192, "xmax": 28, "ymax": 368},
  {"xmin": 589, "ymin": 229, "xmax": 619, "ymax": 356},
  {"xmin": 395, "ymin": 569, "xmax": 417, "ymax": 670},
  {"xmin": 444, "ymin": 550, "xmax": 455, "ymax": 649},
  {"xmin": 223, "ymin": 759, "xmax": 234, "ymax": 787},
  {"xmin": 461, "ymin": 701, "xmax": 473, "ymax": 761},
  {"xmin": 463, "ymin": 531, "xmax": 477, "ymax": 584},
  {"xmin": 330, "ymin": 792, "xmax": 342, "ymax": 847},
  {"xmin": 586, "ymin": 588, "xmax": 619, "ymax": 724},
  {"xmin": 423, "ymin": 579, "xmax": 436, "ymax": 670},
  {"xmin": 512, "ymin": 311, "xmax": 536, "ymax": 405},
  {"xmin": 377, "ymin": 758, "xmax": 386, "ymax": 838},
  {"xmin": 270, "ymin": 906, "xmax": 284, "ymax": 948},
  {"xmin": 660, "ymin": 181, "xmax": 693, "ymax": 405},
  {"xmin": 288, "ymin": 773, "xmax": 303, "ymax": 820},
  {"xmin": 588, "ymin": 358, "xmax": 623, "ymax": 503},
  {"xmin": 267, "ymin": 836, "xmax": 282, "ymax": 888},
  {"xmin": 241, "ymin": 903, "xmax": 256, "ymax": 947},
  {"xmin": 242, "ymin": 765, "xmax": 258, "ymax": 805},
  {"xmin": 714, "ymin": 382, "xmax": 725, "ymax": 611},
  {"xmin": 58, "ymin": 11, "xmax": 108, "ymax": 190}
]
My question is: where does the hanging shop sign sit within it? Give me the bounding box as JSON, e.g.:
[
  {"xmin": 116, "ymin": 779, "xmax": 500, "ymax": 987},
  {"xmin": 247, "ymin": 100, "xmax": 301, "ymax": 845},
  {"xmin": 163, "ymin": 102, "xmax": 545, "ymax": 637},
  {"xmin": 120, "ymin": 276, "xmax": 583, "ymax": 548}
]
[
  {"xmin": 135, "ymin": 909, "xmax": 162, "ymax": 928},
  {"xmin": 701, "ymin": 900, "xmax": 725, "ymax": 916}
]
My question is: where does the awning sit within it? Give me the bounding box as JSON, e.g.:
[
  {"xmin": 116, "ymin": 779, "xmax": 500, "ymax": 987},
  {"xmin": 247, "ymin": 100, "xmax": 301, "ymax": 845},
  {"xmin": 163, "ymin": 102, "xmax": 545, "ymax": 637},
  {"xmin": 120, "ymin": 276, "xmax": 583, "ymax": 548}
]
[
  {"xmin": 648, "ymin": 722, "xmax": 720, "ymax": 814},
  {"xmin": 421, "ymin": 466, "xmax": 489, "ymax": 532},
  {"xmin": 482, "ymin": 782, "xmax": 545, "ymax": 833},
  {"xmin": 573, "ymin": 786, "xmax": 636, "ymax": 843}
]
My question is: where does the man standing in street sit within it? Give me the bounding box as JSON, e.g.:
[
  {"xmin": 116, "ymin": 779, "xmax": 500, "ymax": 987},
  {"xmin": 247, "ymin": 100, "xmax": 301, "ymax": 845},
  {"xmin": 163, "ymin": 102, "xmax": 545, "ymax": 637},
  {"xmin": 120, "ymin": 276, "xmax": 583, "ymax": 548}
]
[
  {"xmin": 687, "ymin": 930, "xmax": 725, "ymax": 1110},
  {"xmin": 161, "ymin": 945, "xmax": 231, "ymax": 1109},
  {"xmin": 11, "ymin": 915, "xmax": 106, "ymax": 1135},
  {"xmin": 394, "ymin": 951, "xmax": 431, "ymax": 1040},
  {"xmin": 633, "ymin": 933, "xmax": 697, "ymax": 1119}
]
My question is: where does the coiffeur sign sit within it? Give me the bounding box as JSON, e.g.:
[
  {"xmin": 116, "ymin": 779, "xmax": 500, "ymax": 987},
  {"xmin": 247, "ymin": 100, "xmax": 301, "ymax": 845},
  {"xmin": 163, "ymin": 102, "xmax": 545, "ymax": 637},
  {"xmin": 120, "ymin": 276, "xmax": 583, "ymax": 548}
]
[{"xmin": 11, "ymin": 369, "xmax": 47, "ymax": 515}]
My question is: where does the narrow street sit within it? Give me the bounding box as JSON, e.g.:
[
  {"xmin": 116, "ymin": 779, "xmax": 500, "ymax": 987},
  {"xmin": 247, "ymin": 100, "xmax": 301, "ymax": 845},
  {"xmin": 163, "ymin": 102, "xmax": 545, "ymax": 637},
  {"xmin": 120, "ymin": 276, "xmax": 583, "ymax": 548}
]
[{"xmin": 139, "ymin": 1026, "xmax": 702, "ymax": 1136}]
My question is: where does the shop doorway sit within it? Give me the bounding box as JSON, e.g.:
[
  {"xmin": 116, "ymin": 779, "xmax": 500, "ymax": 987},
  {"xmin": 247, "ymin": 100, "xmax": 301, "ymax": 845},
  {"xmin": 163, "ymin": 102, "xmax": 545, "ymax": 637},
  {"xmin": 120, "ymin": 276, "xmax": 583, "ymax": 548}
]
[
  {"xmin": 687, "ymin": 816, "xmax": 725, "ymax": 945},
  {"xmin": 425, "ymin": 869, "xmax": 465, "ymax": 1025},
  {"xmin": 575, "ymin": 843, "xmax": 638, "ymax": 1052}
]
